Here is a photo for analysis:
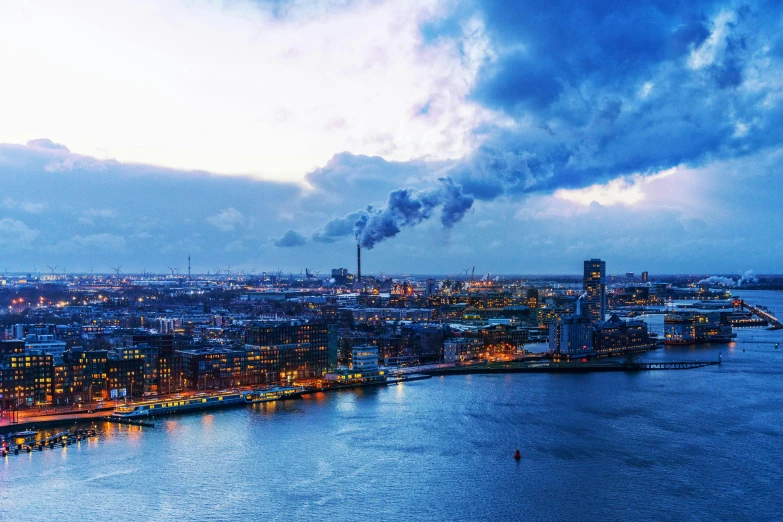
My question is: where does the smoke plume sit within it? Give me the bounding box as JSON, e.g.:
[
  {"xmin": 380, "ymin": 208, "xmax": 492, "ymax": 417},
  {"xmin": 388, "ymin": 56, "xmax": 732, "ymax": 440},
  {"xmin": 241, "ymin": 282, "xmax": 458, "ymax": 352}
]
[
  {"xmin": 313, "ymin": 178, "xmax": 473, "ymax": 249},
  {"xmin": 697, "ymin": 276, "xmax": 736, "ymax": 287},
  {"xmin": 738, "ymin": 270, "xmax": 758, "ymax": 286}
]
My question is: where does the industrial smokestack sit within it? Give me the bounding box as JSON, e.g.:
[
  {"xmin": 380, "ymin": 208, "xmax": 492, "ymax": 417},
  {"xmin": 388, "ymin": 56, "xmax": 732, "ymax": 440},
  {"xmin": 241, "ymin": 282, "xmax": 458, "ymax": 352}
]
[{"xmin": 357, "ymin": 243, "xmax": 362, "ymax": 290}]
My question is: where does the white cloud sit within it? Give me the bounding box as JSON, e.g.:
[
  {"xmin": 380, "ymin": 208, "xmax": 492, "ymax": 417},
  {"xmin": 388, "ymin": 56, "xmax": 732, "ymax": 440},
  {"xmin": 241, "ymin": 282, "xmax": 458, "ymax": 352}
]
[
  {"xmin": 206, "ymin": 208, "xmax": 245, "ymax": 232},
  {"xmin": 0, "ymin": 0, "xmax": 497, "ymax": 181},
  {"xmin": 71, "ymin": 233, "xmax": 127, "ymax": 250},
  {"xmin": 0, "ymin": 218, "xmax": 38, "ymax": 248},
  {"xmin": 2, "ymin": 198, "xmax": 47, "ymax": 214},
  {"xmin": 83, "ymin": 208, "xmax": 116, "ymax": 219},
  {"xmin": 688, "ymin": 11, "xmax": 735, "ymax": 70},
  {"xmin": 78, "ymin": 207, "xmax": 117, "ymax": 226}
]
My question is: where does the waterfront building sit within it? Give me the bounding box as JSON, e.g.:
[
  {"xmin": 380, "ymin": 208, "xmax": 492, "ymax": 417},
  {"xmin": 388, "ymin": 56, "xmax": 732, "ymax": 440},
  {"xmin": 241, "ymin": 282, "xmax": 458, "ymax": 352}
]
[
  {"xmin": 419, "ymin": 325, "xmax": 445, "ymax": 361},
  {"xmin": 583, "ymin": 259, "xmax": 607, "ymax": 322},
  {"xmin": 245, "ymin": 322, "xmax": 329, "ymax": 381},
  {"xmin": 178, "ymin": 346, "xmax": 263, "ymax": 389},
  {"xmin": 0, "ymin": 340, "xmax": 53, "ymax": 408},
  {"xmin": 592, "ymin": 315, "xmax": 654, "ymax": 356},
  {"xmin": 253, "ymin": 343, "xmax": 326, "ymax": 382},
  {"xmin": 443, "ymin": 338, "xmax": 484, "ymax": 362},
  {"xmin": 548, "ymin": 315, "xmax": 594, "ymax": 360},
  {"xmin": 664, "ymin": 312, "xmax": 734, "ymax": 344},
  {"xmin": 324, "ymin": 346, "xmax": 386, "ymax": 384},
  {"xmin": 107, "ymin": 357, "xmax": 145, "ymax": 399}
]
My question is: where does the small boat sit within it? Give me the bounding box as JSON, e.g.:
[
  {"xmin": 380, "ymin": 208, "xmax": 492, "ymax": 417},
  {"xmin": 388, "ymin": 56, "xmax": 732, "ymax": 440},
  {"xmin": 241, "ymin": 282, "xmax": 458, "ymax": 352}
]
[{"xmin": 9, "ymin": 430, "xmax": 38, "ymax": 439}]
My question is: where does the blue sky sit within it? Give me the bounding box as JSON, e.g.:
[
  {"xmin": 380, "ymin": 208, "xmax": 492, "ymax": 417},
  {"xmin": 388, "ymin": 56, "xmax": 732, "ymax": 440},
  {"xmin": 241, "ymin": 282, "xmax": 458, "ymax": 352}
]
[{"xmin": 0, "ymin": 0, "xmax": 781, "ymax": 275}]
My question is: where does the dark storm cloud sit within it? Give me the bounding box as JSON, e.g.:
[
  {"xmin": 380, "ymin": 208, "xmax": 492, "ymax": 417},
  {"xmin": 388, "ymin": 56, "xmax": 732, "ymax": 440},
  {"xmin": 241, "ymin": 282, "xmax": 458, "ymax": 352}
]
[
  {"xmin": 300, "ymin": 0, "xmax": 783, "ymax": 250},
  {"xmin": 434, "ymin": 0, "xmax": 783, "ymax": 193}
]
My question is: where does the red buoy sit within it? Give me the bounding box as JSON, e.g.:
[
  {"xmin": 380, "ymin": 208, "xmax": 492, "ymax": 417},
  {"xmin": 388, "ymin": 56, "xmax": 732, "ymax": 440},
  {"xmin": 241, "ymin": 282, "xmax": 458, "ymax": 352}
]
[{"xmin": 514, "ymin": 450, "xmax": 521, "ymax": 460}]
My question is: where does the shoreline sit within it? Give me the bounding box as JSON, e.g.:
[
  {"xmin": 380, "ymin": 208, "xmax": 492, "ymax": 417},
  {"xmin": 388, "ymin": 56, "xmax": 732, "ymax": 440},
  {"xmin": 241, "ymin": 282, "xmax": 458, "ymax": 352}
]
[{"xmin": 0, "ymin": 374, "xmax": 433, "ymax": 435}]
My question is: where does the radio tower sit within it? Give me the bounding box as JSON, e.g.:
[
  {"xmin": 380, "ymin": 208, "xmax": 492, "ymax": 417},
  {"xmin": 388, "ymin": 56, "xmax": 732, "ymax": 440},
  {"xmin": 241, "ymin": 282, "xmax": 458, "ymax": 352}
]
[{"xmin": 188, "ymin": 255, "xmax": 191, "ymax": 281}]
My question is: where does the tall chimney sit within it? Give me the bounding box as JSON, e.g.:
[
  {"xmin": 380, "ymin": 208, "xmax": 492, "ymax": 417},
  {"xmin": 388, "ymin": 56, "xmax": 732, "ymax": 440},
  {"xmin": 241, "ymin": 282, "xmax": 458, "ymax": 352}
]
[{"xmin": 356, "ymin": 243, "xmax": 362, "ymax": 290}]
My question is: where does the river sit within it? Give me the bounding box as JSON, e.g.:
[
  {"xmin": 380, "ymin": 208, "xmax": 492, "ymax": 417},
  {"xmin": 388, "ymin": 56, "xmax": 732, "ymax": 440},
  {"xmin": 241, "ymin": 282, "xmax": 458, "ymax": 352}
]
[{"xmin": 1, "ymin": 290, "xmax": 782, "ymax": 521}]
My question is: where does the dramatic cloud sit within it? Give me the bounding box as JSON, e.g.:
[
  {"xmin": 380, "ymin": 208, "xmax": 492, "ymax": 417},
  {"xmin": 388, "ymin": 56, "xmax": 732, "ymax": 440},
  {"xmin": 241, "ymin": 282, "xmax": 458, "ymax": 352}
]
[{"xmin": 273, "ymin": 230, "xmax": 307, "ymax": 248}]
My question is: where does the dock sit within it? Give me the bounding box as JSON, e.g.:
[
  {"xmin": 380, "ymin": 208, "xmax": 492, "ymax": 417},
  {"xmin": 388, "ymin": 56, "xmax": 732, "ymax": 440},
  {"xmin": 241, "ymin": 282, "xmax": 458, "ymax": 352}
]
[
  {"xmin": 313, "ymin": 374, "xmax": 432, "ymax": 394},
  {"xmin": 733, "ymin": 299, "xmax": 783, "ymax": 329},
  {"xmin": 418, "ymin": 359, "xmax": 721, "ymax": 376},
  {"xmin": 632, "ymin": 361, "xmax": 720, "ymax": 370},
  {"xmin": 104, "ymin": 417, "xmax": 155, "ymax": 428}
]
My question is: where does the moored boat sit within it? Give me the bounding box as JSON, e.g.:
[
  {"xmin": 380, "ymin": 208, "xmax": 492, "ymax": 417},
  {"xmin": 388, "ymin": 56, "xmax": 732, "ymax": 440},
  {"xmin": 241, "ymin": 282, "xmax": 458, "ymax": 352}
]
[
  {"xmin": 242, "ymin": 386, "xmax": 304, "ymax": 403},
  {"xmin": 112, "ymin": 392, "xmax": 244, "ymax": 418}
]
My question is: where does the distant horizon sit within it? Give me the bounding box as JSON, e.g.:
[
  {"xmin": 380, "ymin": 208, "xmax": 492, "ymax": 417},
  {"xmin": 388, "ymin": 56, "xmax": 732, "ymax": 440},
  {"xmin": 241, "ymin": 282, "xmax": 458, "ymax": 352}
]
[{"xmin": 2, "ymin": 270, "xmax": 780, "ymax": 279}]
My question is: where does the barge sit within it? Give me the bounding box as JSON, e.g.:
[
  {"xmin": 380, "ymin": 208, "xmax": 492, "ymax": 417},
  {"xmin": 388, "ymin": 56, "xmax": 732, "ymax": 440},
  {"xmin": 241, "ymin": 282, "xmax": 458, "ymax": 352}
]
[{"xmin": 111, "ymin": 387, "xmax": 305, "ymax": 419}]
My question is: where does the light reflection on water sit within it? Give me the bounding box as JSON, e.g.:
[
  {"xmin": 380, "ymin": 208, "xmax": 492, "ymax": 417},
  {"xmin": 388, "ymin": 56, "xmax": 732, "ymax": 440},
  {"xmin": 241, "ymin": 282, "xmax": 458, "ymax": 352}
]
[{"xmin": 0, "ymin": 290, "xmax": 781, "ymax": 521}]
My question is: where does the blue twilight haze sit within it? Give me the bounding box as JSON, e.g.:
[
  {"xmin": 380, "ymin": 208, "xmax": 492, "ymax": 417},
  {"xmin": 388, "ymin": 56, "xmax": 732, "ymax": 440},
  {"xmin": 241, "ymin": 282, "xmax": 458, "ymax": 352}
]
[{"xmin": 0, "ymin": 0, "xmax": 781, "ymax": 273}]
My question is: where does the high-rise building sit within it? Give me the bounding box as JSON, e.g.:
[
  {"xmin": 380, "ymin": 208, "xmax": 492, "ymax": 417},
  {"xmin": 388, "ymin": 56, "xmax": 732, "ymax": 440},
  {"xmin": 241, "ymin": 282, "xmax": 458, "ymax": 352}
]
[
  {"xmin": 641, "ymin": 271, "xmax": 649, "ymax": 283},
  {"xmin": 583, "ymin": 259, "xmax": 606, "ymax": 322}
]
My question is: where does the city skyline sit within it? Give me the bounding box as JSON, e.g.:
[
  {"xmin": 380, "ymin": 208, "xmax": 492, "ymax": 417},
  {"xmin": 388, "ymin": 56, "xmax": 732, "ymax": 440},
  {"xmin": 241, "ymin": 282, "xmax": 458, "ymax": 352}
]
[{"xmin": 1, "ymin": 1, "xmax": 782, "ymax": 273}]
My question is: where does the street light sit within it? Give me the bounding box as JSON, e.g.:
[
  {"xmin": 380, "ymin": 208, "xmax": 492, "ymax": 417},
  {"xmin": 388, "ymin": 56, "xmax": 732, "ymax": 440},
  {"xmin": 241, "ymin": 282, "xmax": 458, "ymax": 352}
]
[{"xmin": 88, "ymin": 384, "xmax": 93, "ymax": 412}]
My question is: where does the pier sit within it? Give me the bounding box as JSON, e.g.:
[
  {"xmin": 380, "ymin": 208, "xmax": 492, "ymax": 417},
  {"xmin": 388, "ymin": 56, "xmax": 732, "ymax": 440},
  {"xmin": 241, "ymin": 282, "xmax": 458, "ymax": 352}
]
[
  {"xmin": 631, "ymin": 361, "xmax": 720, "ymax": 370},
  {"xmin": 419, "ymin": 359, "xmax": 721, "ymax": 376},
  {"xmin": 733, "ymin": 299, "xmax": 783, "ymax": 329}
]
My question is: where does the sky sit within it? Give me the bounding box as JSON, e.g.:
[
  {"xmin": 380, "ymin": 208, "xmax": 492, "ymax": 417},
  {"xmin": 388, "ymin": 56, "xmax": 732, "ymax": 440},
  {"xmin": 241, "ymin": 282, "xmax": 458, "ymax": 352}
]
[{"xmin": 0, "ymin": 0, "xmax": 781, "ymax": 275}]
